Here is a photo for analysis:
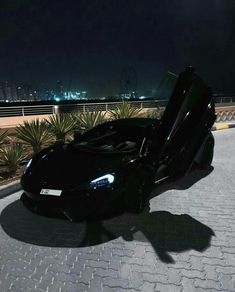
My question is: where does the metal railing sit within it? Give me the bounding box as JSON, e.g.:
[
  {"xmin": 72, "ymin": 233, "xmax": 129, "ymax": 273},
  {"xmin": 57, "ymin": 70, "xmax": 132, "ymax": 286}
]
[
  {"xmin": 1, "ymin": 99, "xmax": 235, "ymax": 122},
  {"xmin": 0, "ymin": 100, "xmax": 168, "ymax": 118},
  {"xmin": 214, "ymin": 95, "xmax": 235, "ymax": 104}
]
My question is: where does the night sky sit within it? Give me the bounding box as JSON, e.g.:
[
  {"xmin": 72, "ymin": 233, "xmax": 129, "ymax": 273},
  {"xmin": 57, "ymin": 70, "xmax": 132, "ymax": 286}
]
[{"xmin": 0, "ymin": 0, "xmax": 235, "ymax": 97}]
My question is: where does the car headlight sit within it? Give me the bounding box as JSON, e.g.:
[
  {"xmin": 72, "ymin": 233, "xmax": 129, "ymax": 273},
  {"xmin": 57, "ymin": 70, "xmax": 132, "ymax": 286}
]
[
  {"xmin": 89, "ymin": 174, "xmax": 115, "ymax": 189},
  {"xmin": 24, "ymin": 159, "xmax": 32, "ymax": 174}
]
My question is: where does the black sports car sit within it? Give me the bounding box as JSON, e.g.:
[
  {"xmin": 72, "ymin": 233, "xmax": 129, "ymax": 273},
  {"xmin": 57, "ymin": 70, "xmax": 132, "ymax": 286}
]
[{"xmin": 21, "ymin": 67, "xmax": 216, "ymax": 221}]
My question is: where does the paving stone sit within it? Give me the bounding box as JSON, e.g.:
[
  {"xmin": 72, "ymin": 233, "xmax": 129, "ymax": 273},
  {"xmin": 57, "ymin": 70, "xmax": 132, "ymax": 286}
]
[
  {"xmin": 103, "ymin": 277, "xmax": 129, "ymax": 289},
  {"xmin": 141, "ymin": 281, "xmax": 155, "ymax": 292},
  {"xmin": 218, "ymin": 273, "xmax": 235, "ymax": 291},
  {"xmin": 86, "ymin": 260, "xmax": 109, "ymax": 269},
  {"xmin": 88, "ymin": 276, "xmax": 103, "ymax": 292},
  {"xmin": 119, "ymin": 263, "xmax": 131, "ymax": 280},
  {"xmin": 203, "ymin": 264, "xmax": 218, "ymax": 281},
  {"xmin": 56, "ymin": 272, "xmax": 78, "ymax": 283},
  {"xmin": 102, "ymin": 286, "xmax": 115, "ymax": 292},
  {"xmin": 167, "ymin": 268, "xmax": 181, "ymax": 285},
  {"xmin": 79, "ymin": 266, "xmax": 94, "ymax": 285},
  {"xmin": 129, "ymin": 271, "xmax": 143, "ymax": 289},
  {"xmin": 1, "ymin": 130, "xmax": 235, "ymax": 292},
  {"xmin": 46, "ymin": 281, "xmax": 64, "ymax": 292},
  {"xmin": 190, "ymin": 256, "xmax": 204, "ymax": 271},
  {"xmin": 108, "ymin": 258, "xmax": 121, "ymax": 271},
  {"xmin": 180, "ymin": 268, "xmax": 205, "ymax": 280},
  {"xmin": 202, "ymin": 257, "xmax": 228, "ymax": 266},
  {"xmin": 216, "ymin": 266, "xmax": 235, "ymax": 275},
  {"xmin": 142, "ymin": 251, "xmax": 157, "ymax": 266},
  {"xmin": 194, "ymin": 278, "xmax": 221, "ymax": 290},
  {"xmin": 63, "ymin": 281, "xmax": 88, "ymax": 292},
  {"xmin": 142, "ymin": 272, "xmax": 168, "ymax": 283},
  {"xmin": 154, "ymin": 282, "xmax": 182, "ymax": 292},
  {"xmin": 112, "ymin": 248, "xmax": 134, "ymax": 257},
  {"xmin": 181, "ymin": 277, "xmax": 197, "ymax": 292},
  {"xmin": 94, "ymin": 267, "xmax": 118, "ymax": 278}
]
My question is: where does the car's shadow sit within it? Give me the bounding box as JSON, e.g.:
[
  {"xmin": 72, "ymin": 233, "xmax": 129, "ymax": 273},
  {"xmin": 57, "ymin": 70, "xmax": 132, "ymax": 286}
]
[{"xmin": 0, "ymin": 167, "xmax": 215, "ymax": 263}]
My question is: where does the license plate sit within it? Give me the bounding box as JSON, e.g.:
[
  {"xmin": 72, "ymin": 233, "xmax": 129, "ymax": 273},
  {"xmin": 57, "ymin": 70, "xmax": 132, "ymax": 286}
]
[{"xmin": 40, "ymin": 189, "xmax": 62, "ymax": 196}]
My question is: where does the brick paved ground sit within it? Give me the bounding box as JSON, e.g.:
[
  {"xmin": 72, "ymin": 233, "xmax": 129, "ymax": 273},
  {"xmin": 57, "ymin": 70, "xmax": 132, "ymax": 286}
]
[{"xmin": 0, "ymin": 129, "xmax": 235, "ymax": 292}]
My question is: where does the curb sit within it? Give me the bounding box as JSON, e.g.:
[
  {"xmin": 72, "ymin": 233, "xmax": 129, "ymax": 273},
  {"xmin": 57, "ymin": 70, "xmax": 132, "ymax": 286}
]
[
  {"xmin": 212, "ymin": 123, "xmax": 235, "ymax": 131},
  {"xmin": 0, "ymin": 180, "xmax": 22, "ymax": 199}
]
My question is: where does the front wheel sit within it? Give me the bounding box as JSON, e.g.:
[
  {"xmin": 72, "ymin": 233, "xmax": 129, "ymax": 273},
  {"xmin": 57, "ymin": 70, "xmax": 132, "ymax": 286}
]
[
  {"xmin": 195, "ymin": 134, "xmax": 214, "ymax": 169},
  {"xmin": 125, "ymin": 183, "xmax": 148, "ymax": 214},
  {"xmin": 130, "ymin": 192, "xmax": 146, "ymax": 213}
]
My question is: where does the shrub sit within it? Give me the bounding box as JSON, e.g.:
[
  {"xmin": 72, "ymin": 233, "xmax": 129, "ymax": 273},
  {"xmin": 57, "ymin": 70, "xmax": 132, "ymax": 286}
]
[
  {"xmin": 46, "ymin": 113, "xmax": 76, "ymax": 142},
  {"xmin": 108, "ymin": 101, "xmax": 142, "ymax": 120},
  {"xmin": 15, "ymin": 119, "xmax": 53, "ymax": 153},
  {"xmin": 73, "ymin": 111, "xmax": 107, "ymax": 132},
  {"xmin": 0, "ymin": 129, "xmax": 9, "ymax": 148},
  {"xmin": 142, "ymin": 108, "xmax": 164, "ymax": 119},
  {"xmin": 0, "ymin": 143, "xmax": 25, "ymax": 176}
]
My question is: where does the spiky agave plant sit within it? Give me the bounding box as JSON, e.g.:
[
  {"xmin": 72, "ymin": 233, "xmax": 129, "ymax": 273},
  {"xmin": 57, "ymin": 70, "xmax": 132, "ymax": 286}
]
[
  {"xmin": 0, "ymin": 129, "xmax": 9, "ymax": 148},
  {"xmin": 108, "ymin": 101, "xmax": 142, "ymax": 120},
  {"xmin": 0, "ymin": 143, "xmax": 25, "ymax": 176},
  {"xmin": 142, "ymin": 108, "xmax": 164, "ymax": 119},
  {"xmin": 15, "ymin": 119, "xmax": 53, "ymax": 153},
  {"xmin": 74, "ymin": 111, "xmax": 107, "ymax": 133},
  {"xmin": 46, "ymin": 113, "xmax": 76, "ymax": 142}
]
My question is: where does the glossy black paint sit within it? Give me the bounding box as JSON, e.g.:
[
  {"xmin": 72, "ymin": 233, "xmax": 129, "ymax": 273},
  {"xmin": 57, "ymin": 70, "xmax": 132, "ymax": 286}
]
[{"xmin": 21, "ymin": 67, "xmax": 216, "ymax": 220}]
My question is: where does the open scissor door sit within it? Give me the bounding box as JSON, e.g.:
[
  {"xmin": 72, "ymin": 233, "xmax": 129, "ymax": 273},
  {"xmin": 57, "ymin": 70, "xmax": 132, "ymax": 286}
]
[{"xmin": 152, "ymin": 67, "xmax": 216, "ymax": 176}]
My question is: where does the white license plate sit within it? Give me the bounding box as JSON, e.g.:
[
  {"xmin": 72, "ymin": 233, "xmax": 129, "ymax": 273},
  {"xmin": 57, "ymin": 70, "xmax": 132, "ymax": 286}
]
[{"xmin": 40, "ymin": 189, "xmax": 62, "ymax": 196}]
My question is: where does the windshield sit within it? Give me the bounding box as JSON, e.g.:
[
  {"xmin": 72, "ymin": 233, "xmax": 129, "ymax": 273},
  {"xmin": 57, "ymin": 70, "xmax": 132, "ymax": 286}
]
[{"xmin": 72, "ymin": 123, "xmax": 146, "ymax": 153}]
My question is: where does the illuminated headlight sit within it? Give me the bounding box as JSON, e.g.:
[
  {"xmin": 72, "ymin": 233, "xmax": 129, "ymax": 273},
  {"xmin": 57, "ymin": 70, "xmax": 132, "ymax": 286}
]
[
  {"xmin": 24, "ymin": 159, "xmax": 32, "ymax": 173},
  {"xmin": 89, "ymin": 174, "xmax": 115, "ymax": 189}
]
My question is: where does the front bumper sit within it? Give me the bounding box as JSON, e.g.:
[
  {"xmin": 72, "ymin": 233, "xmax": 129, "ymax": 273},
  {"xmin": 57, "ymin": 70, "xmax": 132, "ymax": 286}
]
[{"xmin": 21, "ymin": 187, "xmax": 123, "ymax": 221}]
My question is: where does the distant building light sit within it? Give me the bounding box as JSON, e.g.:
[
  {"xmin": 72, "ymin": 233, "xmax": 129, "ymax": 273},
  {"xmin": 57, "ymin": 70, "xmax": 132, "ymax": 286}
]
[
  {"xmin": 55, "ymin": 97, "xmax": 60, "ymax": 102},
  {"xmin": 6, "ymin": 100, "xmax": 9, "ymax": 102}
]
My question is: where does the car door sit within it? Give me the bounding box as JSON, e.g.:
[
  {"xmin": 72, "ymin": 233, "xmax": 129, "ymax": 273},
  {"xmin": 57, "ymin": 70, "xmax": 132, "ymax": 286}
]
[{"xmin": 151, "ymin": 66, "xmax": 216, "ymax": 177}]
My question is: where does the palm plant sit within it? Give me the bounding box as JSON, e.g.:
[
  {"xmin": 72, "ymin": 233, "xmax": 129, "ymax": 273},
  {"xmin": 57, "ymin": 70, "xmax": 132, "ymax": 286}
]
[
  {"xmin": 142, "ymin": 108, "xmax": 164, "ymax": 119},
  {"xmin": 108, "ymin": 101, "xmax": 142, "ymax": 120},
  {"xmin": 0, "ymin": 143, "xmax": 25, "ymax": 176},
  {"xmin": 0, "ymin": 129, "xmax": 9, "ymax": 148},
  {"xmin": 15, "ymin": 119, "xmax": 53, "ymax": 153},
  {"xmin": 73, "ymin": 111, "xmax": 107, "ymax": 132},
  {"xmin": 46, "ymin": 113, "xmax": 76, "ymax": 142}
]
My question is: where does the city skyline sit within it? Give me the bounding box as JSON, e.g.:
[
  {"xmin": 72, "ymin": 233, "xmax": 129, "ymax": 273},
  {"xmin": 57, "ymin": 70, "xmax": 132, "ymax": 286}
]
[
  {"xmin": 0, "ymin": 79, "xmax": 90, "ymax": 102},
  {"xmin": 0, "ymin": 1, "xmax": 235, "ymax": 97}
]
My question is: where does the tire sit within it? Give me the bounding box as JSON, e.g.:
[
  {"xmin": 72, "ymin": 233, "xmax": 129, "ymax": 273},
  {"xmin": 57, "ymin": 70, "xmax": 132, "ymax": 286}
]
[
  {"xmin": 125, "ymin": 184, "xmax": 147, "ymax": 214},
  {"xmin": 196, "ymin": 135, "xmax": 214, "ymax": 169},
  {"xmin": 131, "ymin": 193, "xmax": 146, "ymax": 213}
]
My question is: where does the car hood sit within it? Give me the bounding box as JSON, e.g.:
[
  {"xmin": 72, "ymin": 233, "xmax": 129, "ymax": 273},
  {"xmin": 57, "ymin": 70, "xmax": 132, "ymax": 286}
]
[{"xmin": 23, "ymin": 143, "xmax": 138, "ymax": 191}]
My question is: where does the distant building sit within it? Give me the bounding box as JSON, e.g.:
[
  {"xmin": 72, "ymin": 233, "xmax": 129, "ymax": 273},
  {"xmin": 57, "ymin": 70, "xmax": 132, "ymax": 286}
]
[
  {"xmin": 11, "ymin": 84, "xmax": 18, "ymax": 101},
  {"xmin": 17, "ymin": 86, "xmax": 25, "ymax": 100},
  {"xmin": 56, "ymin": 80, "xmax": 64, "ymax": 100},
  {"xmin": 0, "ymin": 82, "xmax": 4, "ymax": 101},
  {"xmin": 119, "ymin": 91, "xmax": 138, "ymax": 99},
  {"xmin": 4, "ymin": 82, "xmax": 11, "ymax": 101}
]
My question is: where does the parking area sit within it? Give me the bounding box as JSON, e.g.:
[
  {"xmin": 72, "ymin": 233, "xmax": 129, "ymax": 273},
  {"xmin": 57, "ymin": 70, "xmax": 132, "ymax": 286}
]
[{"xmin": 0, "ymin": 128, "xmax": 235, "ymax": 292}]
